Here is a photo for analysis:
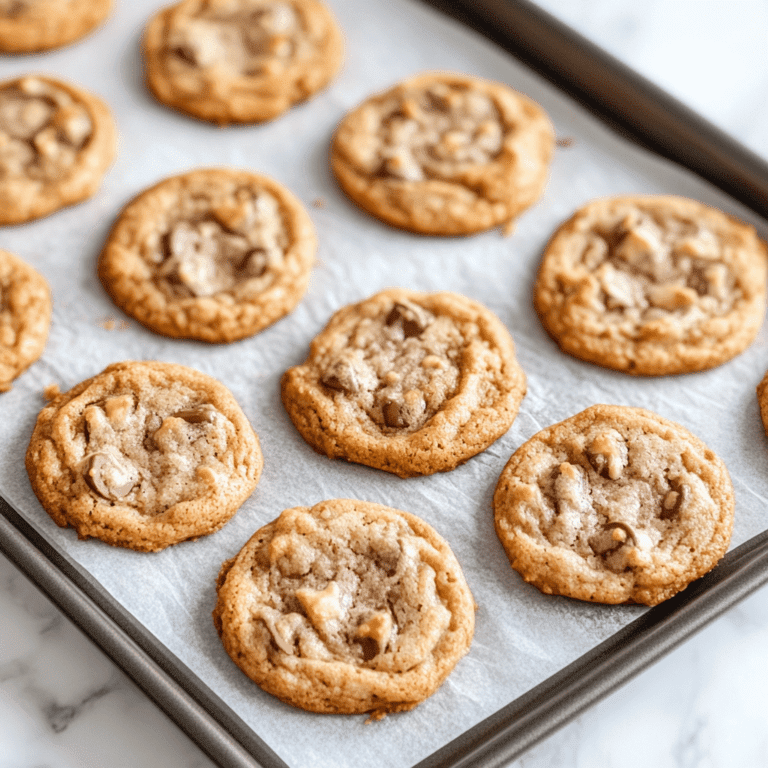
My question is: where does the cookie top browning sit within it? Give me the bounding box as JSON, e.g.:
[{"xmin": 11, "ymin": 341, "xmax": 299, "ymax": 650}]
[
  {"xmin": 331, "ymin": 71, "xmax": 554, "ymax": 235},
  {"xmin": 281, "ymin": 289, "xmax": 527, "ymax": 477},
  {"xmin": 0, "ymin": 75, "xmax": 116, "ymax": 225},
  {"xmin": 534, "ymin": 196, "xmax": 768, "ymax": 375},
  {"xmin": 213, "ymin": 498, "xmax": 475, "ymax": 716},
  {"xmin": 494, "ymin": 405, "xmax": 734, "ymax": 606},
  {"xmin": 0, "ymin": 0, "xmax": 111, "ymax": 53},
  {"xmin": 98, "ymin": 168, "xmax": 317, "ymax": 343},
  {"xmin": 755, "ymin": 370, "xmax": 768, "ymax": 436},
  {"xmin": 0, "ymin": 249, "xmax": 50, "ymax": 391},
  {"xmin": 25, "ymin": 361, "xmax": 263, "ymax": 551},
  {"xmin": 143, "ymin": 0, "xmax": 344, "ymax": 125}
]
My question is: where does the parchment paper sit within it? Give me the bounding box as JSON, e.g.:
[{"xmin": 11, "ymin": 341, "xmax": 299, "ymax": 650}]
[{"xmin": 1, "ymin": 1, "xmax": 767, "ymax": 766}]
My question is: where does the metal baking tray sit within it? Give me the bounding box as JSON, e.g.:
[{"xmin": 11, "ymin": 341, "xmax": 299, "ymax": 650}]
[{"xmin": 4, "ymin": 1, "xmax": 768, "ymax": 766}]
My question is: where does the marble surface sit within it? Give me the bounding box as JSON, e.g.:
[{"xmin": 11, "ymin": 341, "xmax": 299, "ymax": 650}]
[{"xmin": 3, "ymin": 1, "xmax": 768, "ymax": 766}]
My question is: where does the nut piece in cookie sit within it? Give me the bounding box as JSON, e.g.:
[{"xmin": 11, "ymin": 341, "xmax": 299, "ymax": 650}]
[
  {"xmin": 213, "ymin": 498, "xmax": 475, "ymax": 716},
  {"xmin": 534, "ymin": 195, "xmax": 768, "ymax": 375},
  {"xmin": 0, "ymin": 249, "xmax": 50, "ymax": 391},
  {"xmin": 0, "ymin": 0, "xmax": 111, "ymax": 53},
  {"xmin": 143, "ymin": 0, "xmax": 344, "ymax": 125},
  {"xmin": 98, "ymin": 168, "xmax": 317, "ymax": 343},
  {"xmin": 331, "ymin": 71, "xmax": 554, "ymax": 235},
  {"xmin": 281, "ymin": 288, "xmax": 527, "ymax": 477},
  {"xmin": 0, "ymin": 75, "xmax": 116, "ymax": 225},
  {"xmin": 25, "ymin": 361, "xmax": 263, "ymax": 552},
  {"xmin": 493, "ymin": 404, "xmax": 735, "ymax": 605}
]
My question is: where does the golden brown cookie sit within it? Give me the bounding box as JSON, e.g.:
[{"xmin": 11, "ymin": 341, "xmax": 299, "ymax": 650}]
[
  {"xmin": 0, "ymin": 75, "xmax": 116, "ymax": 225},
  {"xmin": 493, "ymin": 404, "xmax": 735, "ymax": 606},
  {"xmin": 26, "ymin": 361, "xmax": 263, "ymax": 552},
  {"xmin": 143, "ymin": 0, "xmax": 344, "ymax": 125},
  {"xmin": 0, "ymin": 249, "xmax": 50, "ymax": 391},
  {"xmin": 330, "ymin": 71, "xmax": 554, "ymax": 235},
  {"xmin": 213, "ymin": 498, "xmax": 475, "ymax": 716},
  {"xmin": 534, "ymin": 195, "xmax": 768, "ymax": 375},
  {"xmin": 98, "ymin": 168, "xmax": 317, "ymax": 343},
  {"xmin": 755, "ymin": 371, "xmax": 768, "ymax": 435},
  {"xmin": 0, "ymin": 0, "xmax": 111, "ymax": 53},
  {"xmin": 281, "ymin": 288, "xmax": 527, "ymax": 477}
]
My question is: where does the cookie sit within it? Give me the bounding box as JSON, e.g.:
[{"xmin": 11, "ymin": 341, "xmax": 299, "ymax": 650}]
[
  {"xmin": 213, "ymin": 498, "xmax": 475, "ymax": 716},
  {"xmin": 281, "ymin": 288, "xmax": 527, "ymax": 477},
  {"xmin": 493, "ymin": 404, "xmax": 735, "ymax": 606},
  {"xmin": 0, "ymin": 75, "xmax": 116, "ymax": 225},
  {"xmin": 755, "ymin": 371, "xmax": 768, "ymax": 435},
  {"xmin": 330, "ymin": 71, "xmax": 554, "ymax": 235},
  {"xmin": 143, "ymin": 0, "xmax": 344, "ymax": 125},
  {"xmin": 534, "ymin": 195, "xmax": 768, "ymax": 375},
  {"xmin": 25, "ymin": 361, "xmax": 263, "ymax": 552},
  {"xmin": 0, "ymin": 249, "xmax": 50, "ymax": 391},
  {"xmin": 98, "ymin": 168, "xmax": 316, "ymax": 343},
  {"xmin": 0, "ymin": 0, "xmax": 111, "ymax": 53}
]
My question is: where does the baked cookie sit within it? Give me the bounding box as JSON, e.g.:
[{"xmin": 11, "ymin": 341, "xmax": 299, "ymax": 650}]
[
  {"xmin": 213, "ymin": 498, "xmax": 475, "ymax": 716},
  {"xmin": 330, "ymin": 71, "xmax": 554, "ymax": 235},
  {"xmin": 98, "ymin": 168, "xmax": 316, "ymax": 343},
  {"xmin": 143, "ymin": 0, "xmax": 344, "ymax": 125},
  {"xmin": 26, "ymin": 361, "xmax": 263, "ymax": 552},
  {"xmin": 493, "ymin": 404, "xmax": 735, "ymax": 606},
  {"xmin": 0, "ymin": 249, "xmax": 50, "ymax": 391},
  {"xmin": 0, "ymin": 0, "xmax": 111, "ymax": 53},
  {"xmin": 0, "ymin": 75, "xmax": 116, "ymax": 225},
  {"xmin": 534, "ymin": 195, "xmax": 768, "ymax": 375},
  {"xmin": 281, "ymin": 288, "xmax": 527, "ymax": 477},
  {"xmin": 755, "ymin": 371, "xmax": 768, "ymax": 436}
]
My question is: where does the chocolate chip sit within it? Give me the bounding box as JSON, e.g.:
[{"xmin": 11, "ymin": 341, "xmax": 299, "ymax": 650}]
[
  {"xmin": 585, "ymin": 449, "xmax": 611, "ymax": 478},
  {"xmin": 357, "ymin": 636, "xmax": 379, "ymax": 662},
  {"xmin": 661, "ymin": 480, "xmax": 688, "ymax": 520},
  {"xmin": 588, "ymin": 522, "xmax": 635, "ymax": 557},
  {"xmin": 172, "ymin": 405, "xmax": 217, "ymax": 424},
  {"xmin": 382, "ymin": 399, "xmax": 409, "ymax": 428},
  {"xmin": 84, "ymin": 454, "xmax": 135, "ymax": 500},
  {"xmin": 321, "ymin": 360, "xmax": 360, "ymax": 394},
  {"xmin": 385, "ymin": 301, "xmax": 431, "ymax": 338}
]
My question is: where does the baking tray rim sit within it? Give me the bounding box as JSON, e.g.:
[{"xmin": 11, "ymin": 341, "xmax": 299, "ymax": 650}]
[{"xmin": 4, "ymin": 1, "xmax": 768, "ymax": 766}]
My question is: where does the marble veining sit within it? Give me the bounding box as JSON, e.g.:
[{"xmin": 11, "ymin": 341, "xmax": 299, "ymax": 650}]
[{"xmin": 3, "ymin": 1, "xmax": 768, "ymax": 767}]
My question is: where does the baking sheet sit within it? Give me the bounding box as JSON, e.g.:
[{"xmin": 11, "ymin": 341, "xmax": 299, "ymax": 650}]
[{"xmin": 1, "ymin": 1, "xmax": 768, "ymax": 767}]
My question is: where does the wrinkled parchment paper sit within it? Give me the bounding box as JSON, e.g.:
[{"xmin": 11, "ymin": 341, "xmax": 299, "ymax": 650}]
[{"xmin": 1, "ymin": 1, "xmax": 767, "ymax": 766}]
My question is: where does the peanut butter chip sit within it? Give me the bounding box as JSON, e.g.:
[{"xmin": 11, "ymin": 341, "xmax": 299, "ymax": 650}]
[
  {"xmin": 173, "ymin": 404, "xmax": 218, "ymax": 423},
  {"xmin": 296, "ymin": 581, "xmax": 343, "ymax": 627}
]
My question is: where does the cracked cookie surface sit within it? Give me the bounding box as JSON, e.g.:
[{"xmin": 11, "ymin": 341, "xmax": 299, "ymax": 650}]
[
  {"xmin": 0, "ymin": 249, "xmax": 50, "ymax": 391},
  {"xmin": 0, "ymin": 0, "xmax": 111, "ymax": 53},
  {"xmin": 98, "ymin": 168, "xmax": 316, "ymax": 343},
  {"xmin": 0, "ymin": 75, "xmax": 115, "ymax": 225},
  {"xmin": 331, "ymin": 71, "xmax": 554, "ymax": 235},
  {"xmin": 534, "ymin": 196, "xmax": 768, "ymax": 375},
  {"xmin": 281, "ymin": 288, "xmax": 527, "ymax": 477},
  {"xmin": 213, "ymin": 498, "xmax": 475, "ymax": 716},
  {"xmin": 493, "ymin": 404, "xmax": 734, "ymax": 605},
  {"xmin": 143, "ymin": 0, "xmax": 344, "ymax": 125},
  {"xmin": 25, "ymin": 361, "xmax": 263, "ymax": 552}
]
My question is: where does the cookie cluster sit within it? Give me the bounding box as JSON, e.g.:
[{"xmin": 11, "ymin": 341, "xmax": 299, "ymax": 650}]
[{"xmin": 1, "ymin": 0, "xmax": 761, "ymax": 727}]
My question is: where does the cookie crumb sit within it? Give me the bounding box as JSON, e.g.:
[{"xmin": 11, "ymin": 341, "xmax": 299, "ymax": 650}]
[
  {"xmin": 100, "ymin": 317, "xmax": 117, "ymax": 331},
  {"xmin": 312, "ymin": 197, "xmax": 326, "ymax": 208},
  {"xmin": 43, "ymin": 383, "xmax": 60, "ymax": 401},
  {"xmin": 556, "ymin": 136, "xmax": 575, "ymax": 147}
]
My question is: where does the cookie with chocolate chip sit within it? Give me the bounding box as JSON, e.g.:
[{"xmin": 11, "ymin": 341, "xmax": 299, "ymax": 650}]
[
  {"xmin": 213, "ymin": 498, "xmax": 475, "ymax": 716},
  {"xmin": 98, "ymin": 168, "xmax": 316, "ymax": 343},
  {"xmin": 281, "ymin": 288, "xmax": 527, "ymax": 477},
  {"xmin": 493, "ymin": 404, "xmax": 734, "ymax": 605},
  {"xmin": 143, "ymin": 0, "xmax": 344, "ymax": 125},
  {"xmin": 0, "ymin": 249, "xmax": 50, "ymax": 391},
  {"xmin": 330, "ymin": 71, "xmax": 554, "ymax": 235},
  {"xmin": 25, "ymin": 361, "xmax": 263, "ymax": 552},
  {"xmin": 0, "ymin": 0, "xmax": 111, "ymax": 53},
  {"xmin": 0, "ymin": 75, "xmax": 116, "ymax": 225},
  {"xmin": 534, "ymin": 196, "xmax": 768, "ymax": 375}
]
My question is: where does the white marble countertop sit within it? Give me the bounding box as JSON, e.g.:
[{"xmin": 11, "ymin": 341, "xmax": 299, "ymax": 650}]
[{"xmin": 3, "ymin": 1, "xmax": 768, "ymax": 766}]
